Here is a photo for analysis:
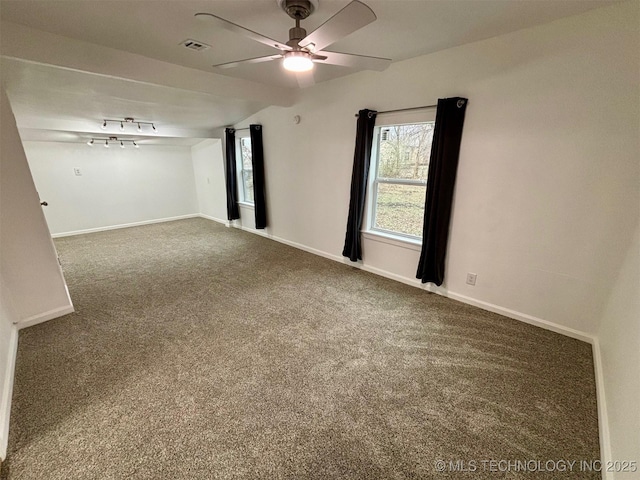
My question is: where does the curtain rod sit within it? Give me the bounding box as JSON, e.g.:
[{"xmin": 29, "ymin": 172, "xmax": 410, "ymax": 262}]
[
  {"xmin": 355, "ymin": 104, "xmax": 437, "ymax": 117},
  {"xmin": 230, "ymin": 127, "xmax": 250, "ymax": 132}
]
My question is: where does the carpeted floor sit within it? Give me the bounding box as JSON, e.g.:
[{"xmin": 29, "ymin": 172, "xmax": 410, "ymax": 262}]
[{"xmin": 1, "ymin": 218, "xmax": 600, "ymax": 479}]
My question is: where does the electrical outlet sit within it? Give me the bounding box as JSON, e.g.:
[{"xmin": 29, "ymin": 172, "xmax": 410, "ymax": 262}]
[
  {"xmin": 73, "ymin": 168, "xmax": 82, "ymax": 176},
  {"xmin": 466, "ymin": 273, "xmax": 477, "ymax": 286}
]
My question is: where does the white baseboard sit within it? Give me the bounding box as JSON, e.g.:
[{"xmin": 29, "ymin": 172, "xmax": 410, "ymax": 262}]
[
  {"xmin": 14, "ymin": 305, "xmax": 75, "ymax": 330},
  {"xmin": 51, "ymin": 214, "xmax": 200, "ymax": 238},
  {"xmin": 592, "ymin": 339, "xmax": 612, "ymax": 480},
  {"xmin": 223, "ymin": 220, "xmax": 596, "ymax": 343},
  {"xmin": 198, "ymin": 213, "xmax": 229, "ymax": 226},
  {"xmin": 0, "ymin": 326, "xmax": 18, "ymax": 460},
  {"xmin": 442, "ymin": 291, "xmax": 596, "ymax": 344}
]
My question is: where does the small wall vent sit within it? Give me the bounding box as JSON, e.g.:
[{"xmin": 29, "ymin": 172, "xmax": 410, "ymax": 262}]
[{"xmin": 180, "ymin": 39, "xmax": 211, "ymax": 51}]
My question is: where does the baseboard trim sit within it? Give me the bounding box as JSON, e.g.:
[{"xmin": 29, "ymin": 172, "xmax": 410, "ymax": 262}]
[
  {"xmin": 223, "ymin": 221, "xmax": 596, "ymax": 344},
  {"xmin": 198, "ymin": 214, "xmax": 229, "ymax": 226},
  {"xmin": 51, "ymin": 214, "xmax": 200, "ymax": 238},
  {"xmin": 231, "ymin": 223, "xmax": 345, "ymax": 264},
  {"xmin": 14, "ymin": 305, "xmax": 75, "ymax": 330},
  {"xmin": 0, "ymin": 326, "xmax": 18, "ymax": 460},
  {"xmin": 442, "ymin": 291, "xmax": 595, "ymax": 344},
  {"xmin": 592, "ymin": 339, "xmax": 612, "ymax": 480}
]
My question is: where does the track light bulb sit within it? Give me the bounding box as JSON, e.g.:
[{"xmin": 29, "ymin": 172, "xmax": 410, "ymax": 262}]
[
  {"xmin": 120, "ymin": 141, "xmax": 125, "ymax": 148},
  {"xmin": 104, "ymin": 140, "xmax": 109, "ymax": 148},
  {"xmin": 152, "ymin": 124, "xmax": 157, "ymax": 133},
  {"xmin": 120, "ymin": 121, "xmax": 124, "ymax": 131},
  {"xmin": 133, "ymin": 141, "xmax": 139, "ymax": 148},
  {"xmin": 137, "ymin": 123, "xmax": 142, "ymax": 132},
  {"xmin": 101, "ymin": 120, "xmax": 107, "ymax": 129},
  {"xmin": 87, "ymin": 139, "xmax": 94, "ymax": 146}
]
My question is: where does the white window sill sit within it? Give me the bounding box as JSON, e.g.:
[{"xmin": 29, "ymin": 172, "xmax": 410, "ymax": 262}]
[
  {"xmin": 362, "ymin": 230, "xmax": 422, "ymax": 251},
  {"xmin": 238, "ymin": 202, "xmax": 254, "ymax": 209}
]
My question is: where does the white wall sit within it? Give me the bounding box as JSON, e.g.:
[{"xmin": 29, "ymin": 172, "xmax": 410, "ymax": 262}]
[
  {"xmin": 191, "ymin": 138, "xmax": 259, "ymax": 230},
  {"xmin": 23, "ymin": 142, "xmax": 199, "ymax": 235},
  {"xmin": 1, "ymin": 85, "xmax": 72, "ymax": 458},
  {"xmin": 234, "ymin": 1, "xmax": 638, "ymax": 338},
  {"xmin": 598, "ymin": 225, "xmax": 640, "ymax": 478},
  {"xmin": 191, "ymin": 139, "xmax": 227, "ymax": 222},
  {"xmin": 0, "ymin": 276, "xmax": 18, "ymax": 460},
  {"xmin": 0, "ymin": 87, "xmax": 73, "ymax": 323}
]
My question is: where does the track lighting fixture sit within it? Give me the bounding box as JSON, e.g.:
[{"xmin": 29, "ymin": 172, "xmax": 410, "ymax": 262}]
[
  {"xmin": 100, "ymin": 117, "xmax": 157, "ymax": 133},
  {"xmin": 86, "ymin": 137, "xmax": 141, "ymax": 149}
]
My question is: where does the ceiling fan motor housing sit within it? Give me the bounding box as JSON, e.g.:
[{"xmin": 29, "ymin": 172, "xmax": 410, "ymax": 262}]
[
  {"xmin": 277, "ymin": 0, "xmax": 318, "ymax": 20},
  {"xmin": 288, "ymin": 26, "xmax": 308, "ymax": 46}
]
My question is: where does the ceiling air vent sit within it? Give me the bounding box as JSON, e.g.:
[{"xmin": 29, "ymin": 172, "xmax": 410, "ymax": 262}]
[{"xmin": 180, "ymin": 39, "xmax": 211, "ymax": 52}]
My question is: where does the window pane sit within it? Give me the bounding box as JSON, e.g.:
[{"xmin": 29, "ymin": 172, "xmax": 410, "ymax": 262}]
[
  {"xmin": 242, "ymin": 170, "xmax": 254, "ymax": 203},
  {"xmin": 374, "ymin": 183, "xmax": 426, "ymax": 238},
  {"xmin": 378, "ymin": 123, "xmax": 434, "ymax": 180},
  {"xmin": 239, "ymin": 137, "xmax": 254, "ymax": 204},
  {"xmin": 240, "ymin": 137, "xmax": 252, "ymax": 170}
]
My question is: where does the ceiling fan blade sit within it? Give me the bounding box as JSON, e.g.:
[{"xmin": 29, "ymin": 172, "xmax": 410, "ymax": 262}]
[
  {"xmin": 299, "ymin": 1, "xmax": 376, "ymax": 53},
  {"xmin": 214, "ymin": 55, "xmax": 283, "ymax": 69},
  {"xmin": 195, "ymin": 12, "xmax": 291, "ymax": 52},
  {"xmin": 316, "ymin": 51, "xmax": 391, "ymax": 71}
]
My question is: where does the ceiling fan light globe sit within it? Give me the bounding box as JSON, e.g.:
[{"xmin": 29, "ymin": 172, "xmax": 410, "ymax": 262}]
[{"xmin": 283, "ymin": 52, "xmax": 314, "ymax": 72}]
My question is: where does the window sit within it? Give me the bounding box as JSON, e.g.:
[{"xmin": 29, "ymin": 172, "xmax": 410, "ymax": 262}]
[
  {"xmin": 368, "ymin": 109, "xmax": 436, "ymax": 241},
  {"xmin": 238, "ymin": 136, "xmax": 254, "ymax": 204}
]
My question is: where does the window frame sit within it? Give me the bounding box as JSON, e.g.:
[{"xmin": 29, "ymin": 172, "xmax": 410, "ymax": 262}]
[
  {"xmin": 236, "ymin": 136, "xmax": 254, "ymax": 206},
  {"xmin": 365, "ymin": 108, "xmax": 437, "ymax": 244}
]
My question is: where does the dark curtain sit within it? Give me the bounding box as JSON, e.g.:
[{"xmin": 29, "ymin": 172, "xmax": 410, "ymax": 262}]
[
  {"xmin": 224, "ymin": 128, "xmax": 240, "ymax": 221},
  {"xmin": 416, "ymin": 97, "xmax": 468, "ymax": 285},
  {"xmin": 249, "ymin": 124, "xmax": 267, "ymax": 229},
  {"xmin": 342, "ymin": 109, "xmax": 377, "ymax": 262}
]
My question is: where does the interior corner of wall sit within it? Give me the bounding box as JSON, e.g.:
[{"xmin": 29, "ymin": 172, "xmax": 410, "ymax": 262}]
[{"xmin": 591, "ymin": 337, "xmax": 613, "ymax": 476}]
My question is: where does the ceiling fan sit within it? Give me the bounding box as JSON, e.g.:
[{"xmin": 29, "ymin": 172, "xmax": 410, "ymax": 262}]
[{"xmin": 195, "ymin": 0, "xmax": 391, "ymax": 74}]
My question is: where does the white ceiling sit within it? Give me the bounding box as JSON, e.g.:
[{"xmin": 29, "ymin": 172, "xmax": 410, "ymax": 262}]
[
  {"xmin": 1, "ymin": 56, "xmax": 261, "ymax": 145},
  {"xmin": 0, "ymin": 0, "xmax": 618, "ymax": 143}
]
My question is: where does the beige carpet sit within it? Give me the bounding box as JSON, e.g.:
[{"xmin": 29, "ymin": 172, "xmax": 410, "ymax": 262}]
[{"xmin": 1, "ymin": 218, "xmax": 599, "ymax": 479}]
